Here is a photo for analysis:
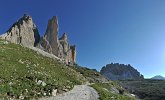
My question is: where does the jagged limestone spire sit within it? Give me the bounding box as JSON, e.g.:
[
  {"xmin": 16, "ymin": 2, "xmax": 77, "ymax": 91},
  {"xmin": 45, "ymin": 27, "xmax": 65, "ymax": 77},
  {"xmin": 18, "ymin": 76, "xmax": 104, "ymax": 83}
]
[
  {"xmin": 60, "ymin": 32, "xmax": 68, "ymax": 41},
  {"xmin": 44, "ymin": 16, "xmax": 59, "ymax": 56},
  {"xmin": 1, "ymin": 14, "xmax": 40, "ymax": 47}
]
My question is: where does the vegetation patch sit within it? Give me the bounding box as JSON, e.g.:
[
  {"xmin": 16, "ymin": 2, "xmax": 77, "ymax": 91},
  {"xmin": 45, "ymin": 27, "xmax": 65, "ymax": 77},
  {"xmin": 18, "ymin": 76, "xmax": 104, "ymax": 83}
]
[
  {"xmin": 119, "ymin": 79, "xmax": 165, "ymax": 100},
  {"xmin": 70, "ymin": 64, "xmax": 107, "ymax": 83},
  {"xmin": 0, "ymin": 40, "xmax": 86, "ymax": 99},
  {"xmin": 91, "ymin": 82, "xmax": 136, "ymax": 100}
]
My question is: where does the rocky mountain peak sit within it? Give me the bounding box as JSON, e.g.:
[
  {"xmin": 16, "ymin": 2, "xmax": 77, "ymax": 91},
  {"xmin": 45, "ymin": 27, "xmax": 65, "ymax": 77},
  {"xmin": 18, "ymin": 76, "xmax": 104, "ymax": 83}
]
[
  {"xmin": 0, "ymin": 14, "xmax": 76, "ymax": 64},
  {"xmin": 42, "ymin": 16, "xmax": 59, "ymax": 56},
  {"xmin": 46, "ymin": 16, "xmax": 58, "ymax": 34},
  {"xmin": 52, "ymin": 16, "xmax": 58, "ymax": 22},
  {"xmin": 1, "ymin": 14, "xmax": 40, "ymax": 47},
  {"xmin": 23, "ymin": 14, "xmax": 32, "ymax": 20},
  {"xmin": 38, "ymin": 16, "xmax": 76, "ymax": 64},
  {"xmin": 100, "ymin": 63, "xmax": 144, "ymax": 80},
  {"xmin": 60, "ymin": 32, "xmax": 68, "ymax": 41}
]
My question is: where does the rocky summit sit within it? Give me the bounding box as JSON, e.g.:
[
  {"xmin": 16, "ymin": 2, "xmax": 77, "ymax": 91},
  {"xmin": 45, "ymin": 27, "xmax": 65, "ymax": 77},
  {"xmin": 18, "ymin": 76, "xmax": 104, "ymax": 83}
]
[
  {"xmin": 37, "ymin": 16, "xmax": 76, "ymax": 64},
  {"xmin": 0, "ymin": 14, "xmax": 76, "ymax": 64},
  {"xmin": 100, "ymin": 63, "xmax": 144, "ymax": 80},
  {"xmin": 0, "ymin": 14, "xmax": 40, "ymax": 47}
]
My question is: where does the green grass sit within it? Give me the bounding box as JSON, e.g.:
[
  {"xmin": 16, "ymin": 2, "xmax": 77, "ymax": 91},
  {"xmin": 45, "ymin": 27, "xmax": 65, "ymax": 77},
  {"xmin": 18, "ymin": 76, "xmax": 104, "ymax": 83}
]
[
  {"xmin": 0, "ymin": 39, "xmax": 86, "ymax": 99},
  {"xmin": 0, "ymin": 39, "xmax": 136, "ymax": 99},
  {"xmin": 70, "ymin": 64, "xmax": 107, "ymax": 83},
  {"xmin": 91, "ymin": 82, "xmax": 136, "ymax": 100},
  {"xmin": 119, "ymin": 79, "xmax": 165, "ymax": 100}
]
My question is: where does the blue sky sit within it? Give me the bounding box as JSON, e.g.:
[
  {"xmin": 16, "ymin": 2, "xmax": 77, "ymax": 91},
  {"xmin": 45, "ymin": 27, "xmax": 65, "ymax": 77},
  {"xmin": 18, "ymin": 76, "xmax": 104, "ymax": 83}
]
[{"xmin": 1, "ymin": 0, "xmax": 165, "ymax": 78}]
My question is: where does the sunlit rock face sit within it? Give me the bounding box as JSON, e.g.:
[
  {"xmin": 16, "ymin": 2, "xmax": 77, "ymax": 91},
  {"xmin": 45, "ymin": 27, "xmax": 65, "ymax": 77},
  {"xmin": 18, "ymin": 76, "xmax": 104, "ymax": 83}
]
[
  {"xmin": 38, "ymin": 16, "xmax": 76, "ymax": 64},
  {"xmin": 1, "ymin": 14, "xmax": 40, "ymax": 47},
  {"xmin": 100, "ymin": 63, "xmax": 144, "ymax": 80},
  {"xmin": 0, "ymin": 15, "xmax": 76, "ymax": 64},
  {"xmin": 60, "ymin": 33, "xmax": 76, "ymax": 64}
]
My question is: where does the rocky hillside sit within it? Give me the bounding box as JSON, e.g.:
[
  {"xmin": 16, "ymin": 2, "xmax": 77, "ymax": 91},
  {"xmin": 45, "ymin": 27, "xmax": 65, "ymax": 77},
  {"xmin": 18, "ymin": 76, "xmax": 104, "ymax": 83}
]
[
  {"xmin": 0, "ymin": 14, "xmax": 76, "ymax": 64},
  {"xmin": 0, "ymin": 39, "xmax": 136, "ymax": 100},
  {"xmin": 0, "ymin": 39, "xmax": 86, "ymax": 99},
  {"xmin": 100, "ymin": 63, "xmax": 144, "ymax": 80}
]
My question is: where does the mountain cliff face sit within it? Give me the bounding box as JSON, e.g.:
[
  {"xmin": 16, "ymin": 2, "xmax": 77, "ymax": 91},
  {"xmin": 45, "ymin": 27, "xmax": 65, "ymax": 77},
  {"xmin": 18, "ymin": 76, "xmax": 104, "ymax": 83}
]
[
  {"xmin": 38, "ymin": 16, "xmax": 76, "ymax": 64},
  {"xmin": 0, "ymin": 14, "xmax": 76, "ymax": 64},
  {"xmin": 100, "ymin": 63, "xmax": 144, "ymax": 80},
  {"xmin": 0, "ymin": 14, "xmax": 40, "ymax": 47},
  {"xmin": 38, "ymin": 16, "xmax": 60, "ymax": 56}
]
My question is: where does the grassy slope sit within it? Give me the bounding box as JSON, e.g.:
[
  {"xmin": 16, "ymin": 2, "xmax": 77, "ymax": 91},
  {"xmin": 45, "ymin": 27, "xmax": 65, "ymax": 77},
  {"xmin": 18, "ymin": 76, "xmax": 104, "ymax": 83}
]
[
  {"xmin": 0, "ymin": 39, "xmax": 135, "ymax": 100},
  {"xmin": 70, "ymin": 65, "xmax": 108, "ymax": 83},
  {"xmin": 70, "ymin": 65, "xmax": 136, "ymax": 100},
  {"xmin": 119, "ymin": 79, "xmax": 165, "ymax": 100},
  {"xmin": 91, "ymin": 82, "xmax": 136, "ymax": 100},
  {"xmin": 0, "ymin": 39, "xmax": 86, "ymax": 99}
]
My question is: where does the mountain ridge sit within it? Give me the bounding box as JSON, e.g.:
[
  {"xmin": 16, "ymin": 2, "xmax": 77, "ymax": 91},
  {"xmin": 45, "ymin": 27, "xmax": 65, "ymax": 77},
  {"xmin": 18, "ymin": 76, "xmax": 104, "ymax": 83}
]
[
  {"xmin": 100, "ymin": 63, "xmax": 144, "ymax": 80},
  {"xmin": 0, "ymin": 14, "xmax": 76, "ymax": 64}
]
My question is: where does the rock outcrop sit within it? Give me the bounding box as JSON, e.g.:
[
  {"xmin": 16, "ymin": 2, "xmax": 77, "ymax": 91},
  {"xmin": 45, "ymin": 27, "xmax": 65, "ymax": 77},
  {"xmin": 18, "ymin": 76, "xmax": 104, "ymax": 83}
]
[
  {"xmin": 100, "ymin": 63, "xmax": 144, "ymax": 80},
  {"xmin": 0, "ymin": 14, "xmax": 76, "ymax": 64},
  {"xmin": 70, "ymin": 45, "xmax": 76, "ymax": 63},
  {"xmin": 0, "ymin": 14, "xmax": 40, "ymax": 47},
  {"xmin": 37, "ymin": 16, "xmax": 76, "ymax": 64},
  {"xmin": 38, "ymin": 16, "xmax": 60, "ymax": 56}
]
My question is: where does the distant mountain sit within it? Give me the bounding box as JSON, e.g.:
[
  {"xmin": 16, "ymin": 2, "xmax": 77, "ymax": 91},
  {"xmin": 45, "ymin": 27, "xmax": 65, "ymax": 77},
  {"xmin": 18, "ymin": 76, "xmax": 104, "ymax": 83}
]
[
  {"xmin": 151, "ymin": 75, "xmax": 165, "ymax": 80},
  {"xmin": 100, "ymin": 63, "xmax": 144, "ymax": 80}
]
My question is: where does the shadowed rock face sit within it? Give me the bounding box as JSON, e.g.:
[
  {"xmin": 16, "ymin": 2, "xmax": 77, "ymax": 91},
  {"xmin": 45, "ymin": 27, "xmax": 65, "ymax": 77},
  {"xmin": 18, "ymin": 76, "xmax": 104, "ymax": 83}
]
[
  {"xmin": 43, "ymin": 16, "xmax": 59, "ymax": 56},
  {"xmin": 100, "ymin": 63, "xmax": 144, "ymax": 80},
  {"xmin": 70, "ymin": 45, "xmax": 76, "ymax": 63},
  {"xmin": 1, "ymin": 14, "xmax": 40, "ymax": 47},
  {"xmin": 38, "ymin": 16, "xmax": 76, "ymax": 64}
]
